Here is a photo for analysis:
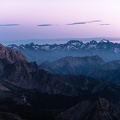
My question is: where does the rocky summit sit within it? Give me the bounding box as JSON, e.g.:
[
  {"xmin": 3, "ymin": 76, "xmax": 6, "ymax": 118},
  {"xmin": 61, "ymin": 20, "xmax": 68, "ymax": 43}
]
[{"xmin": 0, "ymin": 43, "xmax": 28, "ymax": 63}]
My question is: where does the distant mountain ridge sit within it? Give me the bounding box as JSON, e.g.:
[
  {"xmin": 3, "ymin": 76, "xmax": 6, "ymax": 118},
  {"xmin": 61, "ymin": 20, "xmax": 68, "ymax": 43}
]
[
  {"xmin": 7, "ymin": 39, "xmax": 120, "ymax": 64},
  {"xmin": 7, "ymin": 39, "xmax": 120, "ymax": 52},
  {"xmin": 40, "ymin": 55, "xmax": 105, "ymax": 75}
]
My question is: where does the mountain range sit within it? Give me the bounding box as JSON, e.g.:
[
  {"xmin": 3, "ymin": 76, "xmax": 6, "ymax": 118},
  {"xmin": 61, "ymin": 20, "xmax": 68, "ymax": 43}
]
[
  {"xmin": 0, "ymin": 42, "xmax": 120, "ymax": 119},
  {"xmin": 7, "ymin": 39, "xmax": 120, "ymax": 64},
  {"xmin": 40, "ymin": 55, "xmax": 120, "ymax": 86}
]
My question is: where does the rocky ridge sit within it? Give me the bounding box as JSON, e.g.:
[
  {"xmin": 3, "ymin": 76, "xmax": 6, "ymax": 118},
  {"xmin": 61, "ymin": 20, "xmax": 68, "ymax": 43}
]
[
  {"xmin": 40, "ymin": 55, "xmax": 105, "ymax": 75},
  {"xmin": 7, "ymin": 39, "xmax": 120, "ymax": 52},
  {"xmin": 56, "ymin": 97, "xmax": 120, "ymax": 120}
]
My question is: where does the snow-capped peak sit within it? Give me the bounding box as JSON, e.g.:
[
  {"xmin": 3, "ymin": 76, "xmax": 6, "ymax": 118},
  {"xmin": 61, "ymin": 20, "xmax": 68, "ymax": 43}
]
[
  {"xmin": 67, "ymin": 40, "xmax": 83, "ymax": 46},
  {"xmin": 6, "ymin": 40, "xmax": 120, "ymax": 54},
  {"xmin": 99, "ymin": 39, "xmax": 110, "ymax": 43},
  {"xmin": 90, "ymin": 40, "xmax": 97, "ymax": 44}
]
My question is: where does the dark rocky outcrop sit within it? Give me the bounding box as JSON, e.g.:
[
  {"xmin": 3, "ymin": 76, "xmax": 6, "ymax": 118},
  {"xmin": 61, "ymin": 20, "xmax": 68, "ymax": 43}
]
[
  {"xmin": 0, "ymin": 58, "xmax": 78, "ymax": 96},
  {"xmin": 56, "ymin": 98, "xmax": 120, "ymax": 120},
  {"xmin": 0, "ymin": 112, "xmax": 24, "ymax": 120}
]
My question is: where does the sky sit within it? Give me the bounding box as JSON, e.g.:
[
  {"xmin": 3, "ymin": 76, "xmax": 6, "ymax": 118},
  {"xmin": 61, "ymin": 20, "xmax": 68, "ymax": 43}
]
[{"xmin": 0, "ymin": 0, "xmax": 120, "ymax": 42}]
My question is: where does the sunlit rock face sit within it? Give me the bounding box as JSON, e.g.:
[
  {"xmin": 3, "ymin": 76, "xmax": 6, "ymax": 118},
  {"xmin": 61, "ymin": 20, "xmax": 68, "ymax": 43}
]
[
  {"xmin": 0, "ymin": 43, "xmax": 28, "ymax": 76},
  {"xmin": 0, "ymin": 43, "xmax": 28, "ymax": 63}
]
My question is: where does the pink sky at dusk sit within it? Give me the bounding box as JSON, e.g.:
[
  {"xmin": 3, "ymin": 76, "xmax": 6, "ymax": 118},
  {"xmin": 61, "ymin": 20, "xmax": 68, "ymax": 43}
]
[{"xmin": 0, "ymin": 0, "xmax": 120, "ymax": 41}]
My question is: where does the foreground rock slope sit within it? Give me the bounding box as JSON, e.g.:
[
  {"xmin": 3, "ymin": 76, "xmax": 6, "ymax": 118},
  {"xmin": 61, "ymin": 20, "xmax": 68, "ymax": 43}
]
[{"xmin": 56, "ymin": 97, "xmax": 120, "ymax": 120}]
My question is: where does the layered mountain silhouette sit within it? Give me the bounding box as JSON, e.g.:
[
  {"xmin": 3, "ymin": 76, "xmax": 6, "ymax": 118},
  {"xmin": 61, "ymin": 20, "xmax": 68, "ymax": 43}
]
[
  {"xmin": 0, "ymin": 43, "xmax": 97, "ymax": 96},
  {"xmin": 0, "ymin": 43, "xmax": 120, "ymax": 120},
  {"xmin": 40, "ymin": 54, "xmax": 120, "ymax": 86}
]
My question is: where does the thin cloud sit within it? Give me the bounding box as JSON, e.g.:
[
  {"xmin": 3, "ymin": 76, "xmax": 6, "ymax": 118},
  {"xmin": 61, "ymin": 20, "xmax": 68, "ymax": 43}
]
[
  {"xmin": 67, "ymin": 22, "xmax": 89, "ymax": 25},
  {"xmin": 100, "ymin": 24, "xmax": 110, "ymax": 25},
  {"xmin": 67, "ymin": 20, "xmax": 102, "ymax": 25},
  {"xmin": 37, "ymin": 24, "xmax": 53, "ymax": 26},
  {"xmin": 0, "ymin": 24, "xmax": 20, "ymax": 26},
  {"xmin": 91, "ymin": 20, "xmax": 102, "ymax": 22}
]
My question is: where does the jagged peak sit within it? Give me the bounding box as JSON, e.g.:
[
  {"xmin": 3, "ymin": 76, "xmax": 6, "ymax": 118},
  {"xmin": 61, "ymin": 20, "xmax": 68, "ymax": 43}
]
[
  {"xmin": 89, "ymin": 40, "xmax": 97, "ymax": 44},
  {"xmin": 99, "ymin": 39, "xmax": 110, "ymax": 43},
  {"xmin": 25, "ymin": 42, "xmax": 35, "ymax": 46},
  {"xmin": 0, "ymin": 43, "xmax": 7, "ymax": 51},
  {"xmin": 67, "ymin": 40, "xmax": 83, "ymax": 45}
]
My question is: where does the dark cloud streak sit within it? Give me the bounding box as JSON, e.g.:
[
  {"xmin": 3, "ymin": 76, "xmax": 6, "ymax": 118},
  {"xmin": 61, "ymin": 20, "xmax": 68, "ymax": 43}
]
[
  {"xmin": 100, "ymin": 24, "xmax": 110, "ymax": 25},
  {"xmin": 67, "ymin": 20, "xmax": 102, "ymax": 25},
  {"xmin": 91, "ymin": 20, "xmax": 102, "ymax": 22},
  {"xmin": 37, "ymin": 24, "xmax": 52, "ymax": 26},
  {"xmin": 0, "ymin": 24, "xmax": 20, "ymax": 26},
  {"xmin": 67, "ymin": 22, "xmax": 89, "ymax": 25}
]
